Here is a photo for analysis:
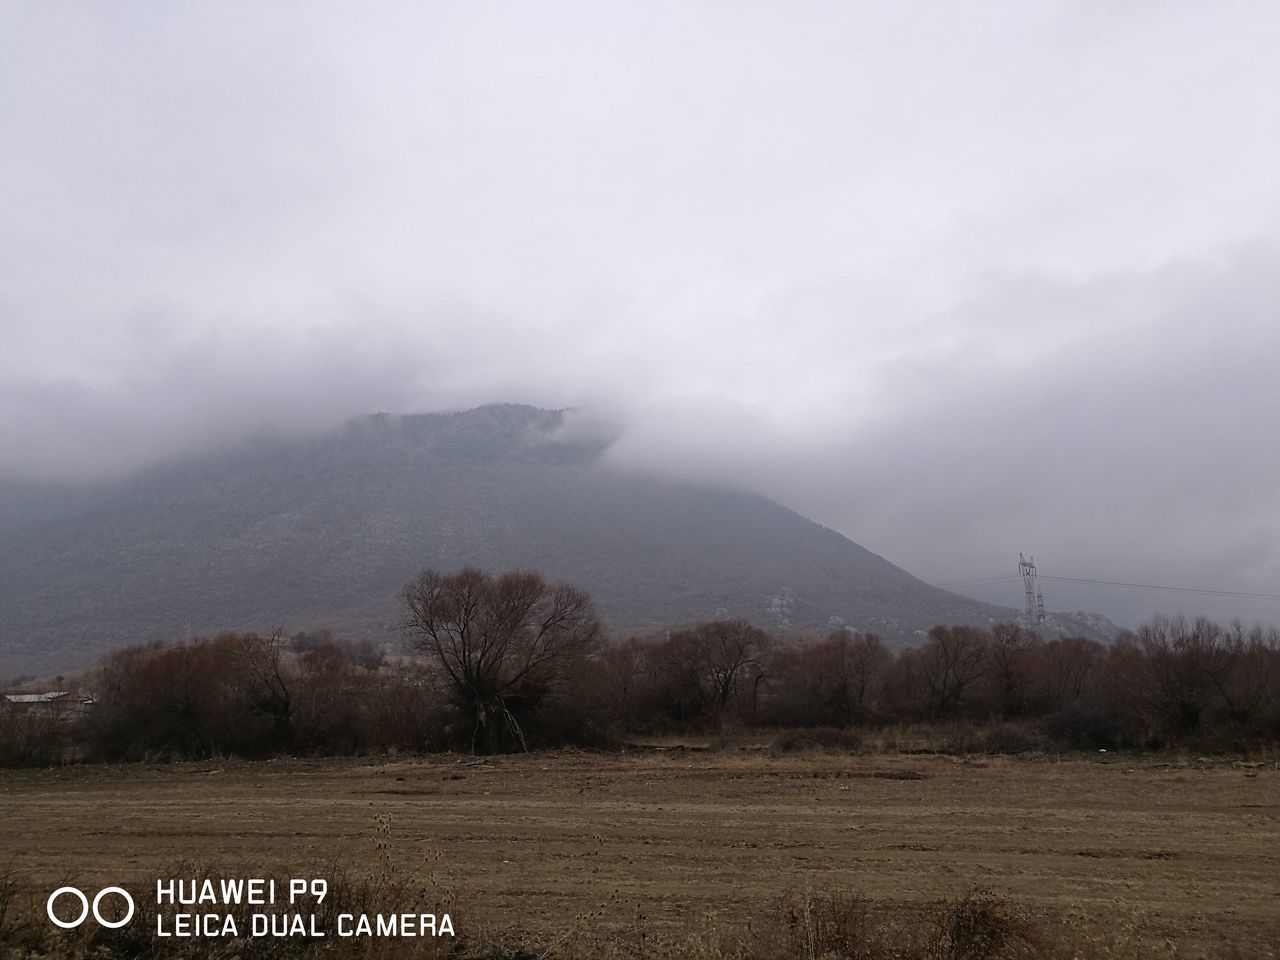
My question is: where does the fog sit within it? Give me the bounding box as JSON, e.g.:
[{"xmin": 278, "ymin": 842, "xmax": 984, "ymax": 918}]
[{"xmin": 3, "ymin": 2, "xmax": 1278, "ymax": 626}]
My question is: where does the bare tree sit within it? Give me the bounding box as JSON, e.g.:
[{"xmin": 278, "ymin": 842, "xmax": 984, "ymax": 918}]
[
  {"xmin": 914, "ymin": 625, "xmax": 989, "ymax": 720},
  {"xmin": 1035, "ymin": 636, "xmax": 1104, "ymax": 710},
  {"xmin": 656, "ymin": 619, "xmax": 772, "ymax": 724},
  {"xmin": 821, "ymin": 631, "xmax": 891, "ymax": 725},
  {"xmin": 769, "ymin": 630, "xmax": 891, "ymax": 727},
  {"xmin": 1213, "ymin": 621, "xmax": 1279, "ymax": 727},
  {"xmin": 694, "ymin": 619, "xmax": 771, "ymax": 710},
  {"xmin": 232, "ymin": 630, "xmax": 293, "ymax": 740},
  {"xmin": 401, "ymin": 568, "xmax": 602, "ymax": 753},
  {"xmin": 1136, "ymin": 615, "xmax": 1230, "ymax": 735},
  {"xmin": 987, "ymin": 623, "xmax": 1038, "ymax": 719}
]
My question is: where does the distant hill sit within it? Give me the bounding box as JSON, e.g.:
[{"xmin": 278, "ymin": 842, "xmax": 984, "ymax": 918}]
[{"xmin": 0, "ymin": 404, "xmax": 1115, "ymax": 677}]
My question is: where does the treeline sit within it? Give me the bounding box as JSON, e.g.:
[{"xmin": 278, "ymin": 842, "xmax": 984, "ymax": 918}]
[
  {"xmin": 599, "ymin": 617, "xmax": 1280, "ymax": 752},
  {"xmin": 0, "ymin": 632, "xmax": 447, "ymax": 765},
  {"xmin": 2, "ymin": 568, "xmax": 1278, "ymax": 764}
]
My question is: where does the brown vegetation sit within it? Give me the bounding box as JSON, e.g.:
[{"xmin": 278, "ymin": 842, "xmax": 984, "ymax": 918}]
[
  {"xmin": 2, "ymin": 752, "xmax": 1277, "ymax": 958},
  {"xmin": 5, "ymin": 569, "xmax": 1280, "ymax": 764},
  {"xmin": 401, "ymin": 568, "xmax": 604, "ymax": 753}
]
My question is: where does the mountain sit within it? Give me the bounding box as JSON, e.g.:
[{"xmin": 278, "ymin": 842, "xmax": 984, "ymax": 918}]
[{"xmin": 0, "ymin": 404, "xmax": 1115, "ymax": 677}]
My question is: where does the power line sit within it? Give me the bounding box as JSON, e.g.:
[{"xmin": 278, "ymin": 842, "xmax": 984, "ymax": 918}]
[
  {"xmin": 936, "ymin": 573, "xmax": 1280, "ymax": 602},
  {"xmin": 1039, "ymin": 575, "xmax": 1280, "ymax": 602}
]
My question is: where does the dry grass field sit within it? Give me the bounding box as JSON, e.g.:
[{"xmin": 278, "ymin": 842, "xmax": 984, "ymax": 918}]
[{"xmin": 2, "ymin": 749, "xmax": 1278, "ymax": 957}]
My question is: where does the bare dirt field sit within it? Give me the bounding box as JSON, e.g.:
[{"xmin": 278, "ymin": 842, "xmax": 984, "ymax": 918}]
[{"xmin": 2, "ymin": 750, "xmax": 1278, "ymax": 955}]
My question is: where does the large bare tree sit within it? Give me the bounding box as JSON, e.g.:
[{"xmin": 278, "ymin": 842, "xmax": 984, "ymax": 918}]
[
  {"xmin": 913, "ymin": 625, "xmax": 989, "ymax": 720},
  {"xmin": 401, "ymin": 567, "xmax": 602, "ymax": 752}
]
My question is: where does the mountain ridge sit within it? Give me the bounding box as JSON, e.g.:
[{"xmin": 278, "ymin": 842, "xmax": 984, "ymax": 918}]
[{"xmin": 0, "ymin": 404, "xmax": 1115, "ymax": 677}]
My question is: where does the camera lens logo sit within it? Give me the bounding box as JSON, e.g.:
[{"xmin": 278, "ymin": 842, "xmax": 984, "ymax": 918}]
[{"xmin": 46, "ymin": 886, "xmax": 135, "ymax": 929}]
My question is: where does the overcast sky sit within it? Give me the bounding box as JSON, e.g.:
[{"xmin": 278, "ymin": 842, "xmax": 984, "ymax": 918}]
[{"xmin": 2, "ymin": 2, "xmax": 1278, "ymax": 625}]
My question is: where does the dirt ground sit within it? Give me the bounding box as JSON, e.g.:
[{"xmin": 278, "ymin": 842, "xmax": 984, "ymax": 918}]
[{"xmin": 2, "ymin": 750, "xmax": 1278, "ymax": 953}]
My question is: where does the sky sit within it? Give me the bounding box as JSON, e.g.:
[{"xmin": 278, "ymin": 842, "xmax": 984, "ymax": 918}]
[{"xmin": 2, "ymin": 2, "xmax": 1278, "ymax": 626}]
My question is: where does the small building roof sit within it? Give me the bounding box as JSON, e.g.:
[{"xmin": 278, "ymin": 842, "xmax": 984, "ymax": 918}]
[{"xmin": 3, "ymin": 691, "xmax": 70, "ymax": 704}]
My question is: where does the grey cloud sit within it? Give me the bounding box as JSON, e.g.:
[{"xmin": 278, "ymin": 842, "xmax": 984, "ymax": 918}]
[{"xmin": 2, "ymin": 2, "xmax": 1278, "ymax": 626}]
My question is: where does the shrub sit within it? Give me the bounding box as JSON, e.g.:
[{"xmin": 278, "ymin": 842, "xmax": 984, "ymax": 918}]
[
  {"xmin": 767, "ymin": 726, "xmax": 862, "ymax": 756},
  {"xmin": 0, "ymin": 705, "xmax": 67, "ymax": 767},
  {"xmin": 979, "ymin": 722, "xmax": 1055, "ymax": 755}
]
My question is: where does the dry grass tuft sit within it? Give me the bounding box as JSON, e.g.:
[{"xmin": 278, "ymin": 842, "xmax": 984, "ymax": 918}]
[
  {"xmin": 766, "ymin": 728, "xmax": 864, "ymax": 756},
  {"xmin": 522, "ymin": 889, "xmax": 1279, "ymax": 960}
]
